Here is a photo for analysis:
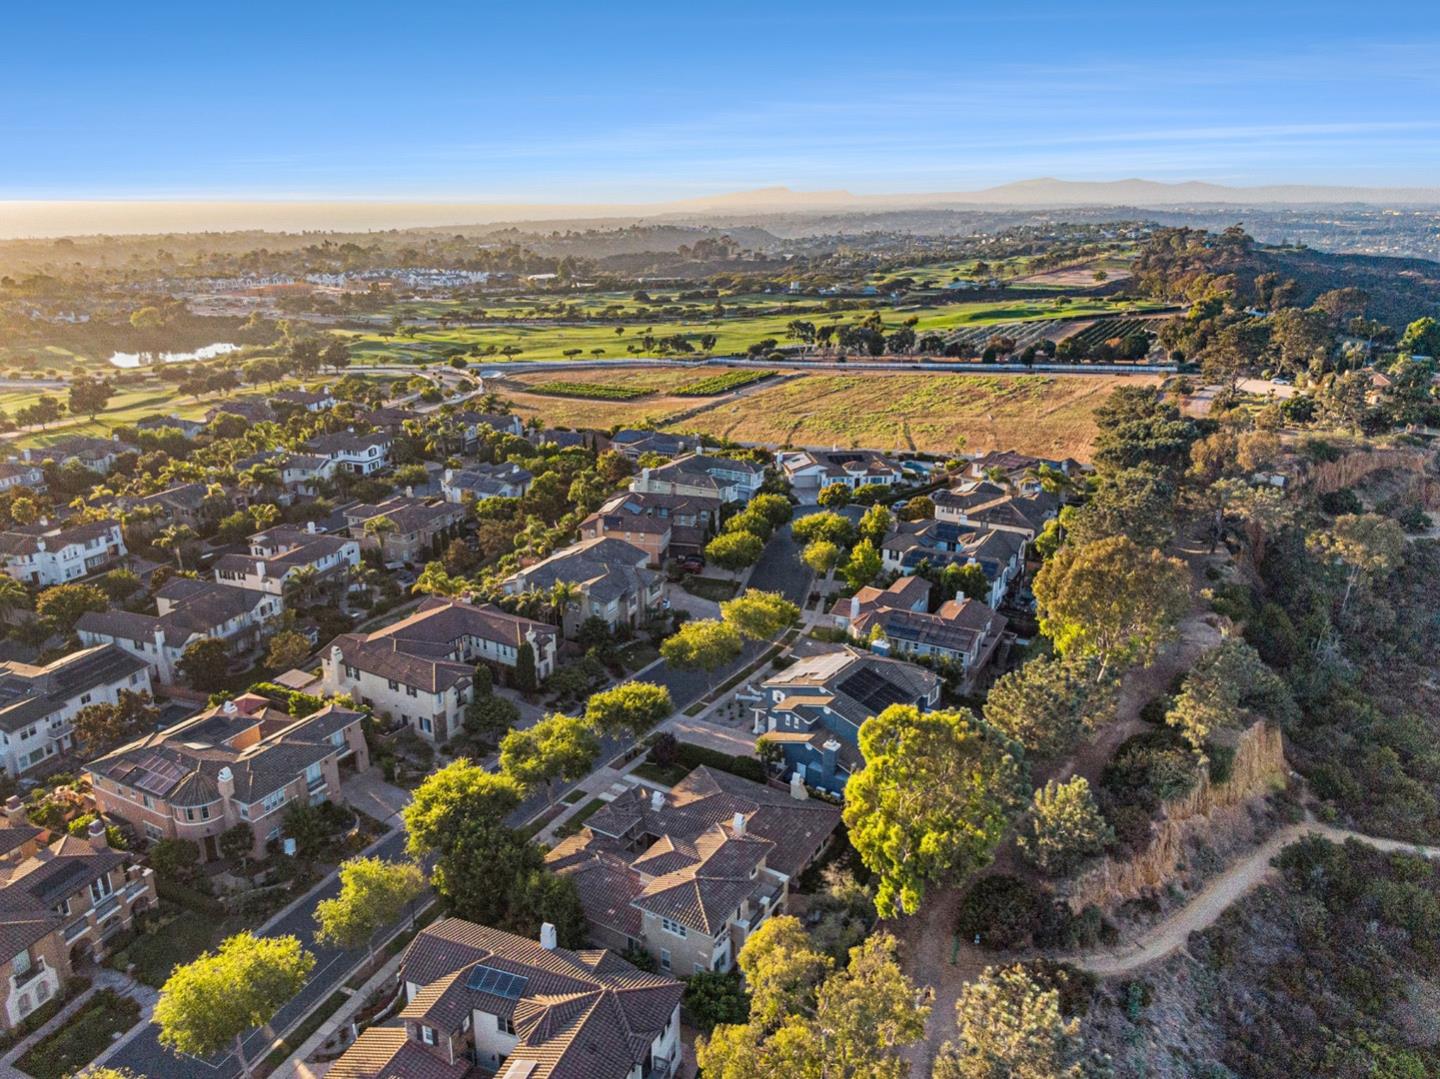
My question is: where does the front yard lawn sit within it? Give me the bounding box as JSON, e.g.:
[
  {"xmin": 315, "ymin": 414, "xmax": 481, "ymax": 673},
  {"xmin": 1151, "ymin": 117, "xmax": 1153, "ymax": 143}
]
[
  {"xmin": 681, "ymin": 576, "xmax": 740, "ymax": 602},
  {"xmin": 618, "ymin": 640, "xmax": 661, "ymax": 671},
  {"xmin": 556, "ymin": 798, "xmax": 606, "ymax": 839},
  {"xmin": 108, "ymin": 904, "xmax": 244, "ymax": 988},
  {"xmin": 632, "ymin": 761, "xmax": 690, "ymax": 787},
  {"xmin": 18, "ymin": 989, "xmax": 141, "ymax": 1079}
]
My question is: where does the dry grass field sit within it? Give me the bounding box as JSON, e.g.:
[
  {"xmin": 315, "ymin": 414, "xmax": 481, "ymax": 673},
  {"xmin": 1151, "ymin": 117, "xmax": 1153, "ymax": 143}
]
[{"xmin": 666, "ymin": 371, "xmax": 1159, "ymax": 458}]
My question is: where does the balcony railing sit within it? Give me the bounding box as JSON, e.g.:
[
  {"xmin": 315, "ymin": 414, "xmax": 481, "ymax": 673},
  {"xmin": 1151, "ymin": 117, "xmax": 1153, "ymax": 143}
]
[
  {"xmin": 63, "ymin": 920, "xmax": 90, "ymax": 943},
  {"xmin": 92, "ymin": 894, "xmax": 121, "ymax": 922},
  {"xmin": 123, "ymin": 879, "xmax": 149, "ymax": 902},
  {"xmin": 12, "ymin": 960, "xmax": 47, "ymax": 989}
]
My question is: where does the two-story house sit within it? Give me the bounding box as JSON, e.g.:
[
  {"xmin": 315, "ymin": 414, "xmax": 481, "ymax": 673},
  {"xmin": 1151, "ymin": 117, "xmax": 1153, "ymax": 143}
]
[
  {"xmin": 933, "ymin": 481, "xmax": 1059, "ymax": 543},
  {"xmin": 0, "ymin": 463, "xmax": 47, "ymax": 495},
  {"xmin": 831, "ymin": 577, "xmax": 1007, "ymax": 691},
  {"xmin": 329, "ymin": 918, "xmax": 683, "ymax": 1079},
  {"xmin": 0, "ymin": 519, "xmax": 127, "ymax": 587},
  {"xmin": 776, "ymin": 448, "xmax": 906, "ymax": 503},
  {"xmin": 275, "ymin": 452, "xmax": 337, "ymax": 497},
  {"xmin": 607, "ymin": 430, "xmax": 700, "ymax": 461},
  {"xmin": 630, "ymin": 453, "xmax": 764, "ymax": 504},
  {"xmin": 212, "ymin": 523, "xmax": 360, "ymax": 598},
  {"xmin": 320, "ymin": 597, "xmax": 556, "ymax": 744},
  {"xmin": 879, "ymin": 519, "xmax": 1026, "ymax": 608},
  {"xmin": 305, "ymin": 430, "xmax": 394, "ymax": 475},
  {"xmin": 88, "ymin": 696, "xmax": 369, "ymax": 860},
  {"xmin": 343, "ymin": 497, "xmax": 465, "ymax": 565},
  {"xmin": 0, "ymin": 813, "xmax": 157, "ymax": 1032},
  {"xmin": 0, "ymin": 645, "xmax": 151, "ymax": 778},
  {"xmin": 441, "ymin": 462, "xmax": 533, "ymax": 503},
  {"xmin": 77, "ymin": 579, "xmax": 282, "ymax": 685},
  {"xmin": 501, "ymin": 537, "xmax": 662, "ymax": 637},
  {"xmin": 22, "ymin": 435, "xmax": 136, "ymax": 474},
  {"xmin": 548, "ymin": 767, "xmax": 840, "ymax": 975},
  {"xmin": 754, "ymin": 647, "xmax": 940, "ymax": 794},
  {"xmin": 271, "ymin": 387, "xmax": 337, "ymax": 413},
  {"xmin": 581, "ymin": 490, "xmax": 721, "ymax": 562}
]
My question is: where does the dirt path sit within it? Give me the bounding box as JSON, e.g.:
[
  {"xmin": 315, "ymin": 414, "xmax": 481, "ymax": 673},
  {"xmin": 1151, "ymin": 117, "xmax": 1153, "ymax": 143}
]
[{"xmin": 1065, "ymin": 821, "xmax": 1440, "ymax": 975}]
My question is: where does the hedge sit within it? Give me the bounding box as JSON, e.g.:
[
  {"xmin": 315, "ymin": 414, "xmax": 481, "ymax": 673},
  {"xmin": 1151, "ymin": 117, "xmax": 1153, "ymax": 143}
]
[
  {"xmin": 673, "ymin": 742, "xmax": 766, "ymax": 785},
  {"xmin": 156, "ymin": 876, "xmax": 228, "ymax": 917}
]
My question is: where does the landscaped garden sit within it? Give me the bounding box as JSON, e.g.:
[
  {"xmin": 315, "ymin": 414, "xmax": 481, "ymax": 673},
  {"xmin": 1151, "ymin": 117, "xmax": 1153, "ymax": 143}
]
[{"xmin": 17, "ymin": 989, "xmax": 141, "ymax": 1079}]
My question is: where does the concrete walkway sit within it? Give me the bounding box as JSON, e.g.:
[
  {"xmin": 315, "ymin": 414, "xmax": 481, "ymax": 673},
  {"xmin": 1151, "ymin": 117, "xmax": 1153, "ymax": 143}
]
[{"xmin": 0, "ymin": 967, "xmax": 156, "ymax": 1079}]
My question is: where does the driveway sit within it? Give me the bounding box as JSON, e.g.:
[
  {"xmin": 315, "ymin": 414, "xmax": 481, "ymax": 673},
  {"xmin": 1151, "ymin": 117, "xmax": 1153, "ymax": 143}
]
[{"xmin": 341, "ymin": 771, "xmax": 413, "ymax": 829}]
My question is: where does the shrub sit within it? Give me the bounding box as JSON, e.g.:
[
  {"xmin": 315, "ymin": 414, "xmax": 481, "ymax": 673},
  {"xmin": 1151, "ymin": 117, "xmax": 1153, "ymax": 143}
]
[{"xmin": 956, "ymin": 875, "xmax": 1053, "ymax": 950}]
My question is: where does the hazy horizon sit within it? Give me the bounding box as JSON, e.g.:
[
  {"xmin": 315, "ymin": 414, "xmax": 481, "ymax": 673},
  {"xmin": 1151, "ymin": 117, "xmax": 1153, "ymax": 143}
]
[{"xmin": 6, "ymin": 0, "xmax": 1440, "ymax": 224}]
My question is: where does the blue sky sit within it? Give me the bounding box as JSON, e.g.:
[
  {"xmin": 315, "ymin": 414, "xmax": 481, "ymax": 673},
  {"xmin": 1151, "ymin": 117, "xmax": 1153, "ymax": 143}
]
[{"xmin": 5, "ymin": 0, "xmax": 1440, "ymax": 201}]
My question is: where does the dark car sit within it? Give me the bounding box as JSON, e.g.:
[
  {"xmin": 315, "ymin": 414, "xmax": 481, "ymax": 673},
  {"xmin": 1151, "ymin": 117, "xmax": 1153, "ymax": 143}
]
[{"xmin": 678, "ymin": 555, "xmax": 706, "ymax": 574}]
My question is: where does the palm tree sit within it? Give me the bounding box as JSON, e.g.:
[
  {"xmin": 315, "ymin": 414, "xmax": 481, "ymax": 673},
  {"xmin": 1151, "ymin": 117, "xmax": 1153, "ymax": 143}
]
[
  {"xmin": 284, "ymin": 565, "xmax": 319, "ymax": 607},
  {"xmin": 547, "ymin": 580, "xmax": 581, "ymax": 626},
  {"xmin": 0, "ymin": 577, "xmax": 30, "ymax": 624},
  {"xmin": 362, "ymin": 515, "xmax": 398, "ymax": 556},
  {"xmin": 157, "ymin": 524, "xmax": 197, "ymax": 571}
]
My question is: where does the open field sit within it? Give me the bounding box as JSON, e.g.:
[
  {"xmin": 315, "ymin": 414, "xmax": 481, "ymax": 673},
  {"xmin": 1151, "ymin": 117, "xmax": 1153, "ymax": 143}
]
[
  {"xmin": 667, "ymin": 371, "xmax": 1159, "ymax": 458},
  {"xmin": 336, "ymin": 296, "xmax": 1166, "ymax": 366}
]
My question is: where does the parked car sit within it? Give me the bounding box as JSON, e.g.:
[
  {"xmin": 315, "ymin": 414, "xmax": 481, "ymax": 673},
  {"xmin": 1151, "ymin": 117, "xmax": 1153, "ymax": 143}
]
[{"xmin": 678, "ymin": 554, "xmax": 706, "ymax": 574}]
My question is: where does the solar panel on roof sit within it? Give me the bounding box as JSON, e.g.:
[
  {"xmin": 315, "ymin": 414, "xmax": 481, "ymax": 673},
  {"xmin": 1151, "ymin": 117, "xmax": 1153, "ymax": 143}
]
[
  {"xmin": 132, "ymin": 754, "xmax": 185, "ymax": 796},
  {"xmin": 838, "ymin": 668, "xmax": 913, "ymax": 713},
  {"xmin": 466, "ymin": 964, "xmax": 530, "ymax": 999}
]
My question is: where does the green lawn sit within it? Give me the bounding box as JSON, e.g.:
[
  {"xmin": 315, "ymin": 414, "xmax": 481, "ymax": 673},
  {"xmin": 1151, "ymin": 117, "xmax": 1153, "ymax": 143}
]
[
  {"xmin": 619, "ymin": 640, "xmax": 661, "ymax": 671},
  {"xmin": 18, "ymin": 989, "xmax": 141, "ymax": 1079},
  {"xmin": 556, "ymin": 798, "xmax": 607, "ymax": 839},
  {"xmin": 681, "ymin": 576, "xmax": 740, "ymax": 602},
  {"xmin": 107, "ymin": 904, "xmax": 244, "ymax": 988},
  {"xmin": 336, "ymin": 295, "xmax": 1165, "ymax": 368},
  {"xmin": 632, "ymin": 761, "xmax": 690, "ymax": 787}
]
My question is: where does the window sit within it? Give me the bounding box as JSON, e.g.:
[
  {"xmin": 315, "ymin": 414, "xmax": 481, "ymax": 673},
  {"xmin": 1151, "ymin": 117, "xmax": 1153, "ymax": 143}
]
[
  {"xmin": 305, "ymin": 762, "xmax": 323, "ymax": 787},
  {"xmin": 499, "ymin": 1015, "xmax": 515, "ymax": 1035},
  {"xmin": 660, "ymin": 918, "xmax": 688, "ymax": 938},
  {"xmin": 420, "ymin": 1025, "xmax": 437, "ymax": 1045},
  {"xmin": 405, "ymin": 686, "xmax": 417, "ymax": 698},
  {"xmin": 89, "ymin": 874, "xmax": 114, "ymax": 903},
  {"xmin": 262, "ymin": 789, "xmax": 287, "ymax": 815},
  {"xmin": 237, "ymin": 803, "xmax": 250, "ymax": 820},
  {"xmin": 329, "ymin": 731, "xmax": 345, "ymax": 748},
  {"xmin": 387, "ymin": 679, "xmax": 399, "ymax": 691},
  {"xmin": 52, "ymin": 899, "xmax": 69, "ymax": 917},
  {"xmin": 659, "ymin": 949, "xmax": 671, "ymax": 971},
  {"xmin": 12, "ymin": 950, "xmax": 30, "ymax": 977},
  {"xmin": 143, "ymin": 822, "xmax": 163, "ymax": 841}
]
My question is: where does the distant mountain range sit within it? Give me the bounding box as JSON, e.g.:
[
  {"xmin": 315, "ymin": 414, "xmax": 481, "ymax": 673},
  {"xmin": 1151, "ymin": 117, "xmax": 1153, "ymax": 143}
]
[
  {"xmin": 666, "ymin": 179, "xmax": 1440, "ymax": 210},
  {"xmin": 6, "ymin": 178, "xmax": 1440, "ymax": 238}
]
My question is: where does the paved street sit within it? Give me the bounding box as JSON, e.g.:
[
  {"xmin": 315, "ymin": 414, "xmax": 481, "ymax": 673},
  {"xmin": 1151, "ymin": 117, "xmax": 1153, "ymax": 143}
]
[
  {"xmin": 107, "ymin": 514, "xmax": 815, "ymax": 1074},
  {"xmin": 106, "ymin": 830, "xmax": 420, "ymax": 1079}
]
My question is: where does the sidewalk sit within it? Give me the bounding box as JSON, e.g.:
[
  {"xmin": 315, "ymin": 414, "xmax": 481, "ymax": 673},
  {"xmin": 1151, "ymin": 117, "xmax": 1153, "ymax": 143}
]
[{"xmin": 2, "ymin": 967, "xmax": 157, "ymax": 1078}]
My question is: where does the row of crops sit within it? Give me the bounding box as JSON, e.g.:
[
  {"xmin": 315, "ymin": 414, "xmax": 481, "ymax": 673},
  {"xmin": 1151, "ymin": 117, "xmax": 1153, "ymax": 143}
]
[
  {"xmin": 1065, "ymin": 317, "xmax": 1159, "ymax": 350},
  {"xmin": 940, "ymin": 319, "xmax": 1086, "ymax": 351},
  {"xmin": 672, "ymin": 369, "xmax": 777, "ymax": 395}
]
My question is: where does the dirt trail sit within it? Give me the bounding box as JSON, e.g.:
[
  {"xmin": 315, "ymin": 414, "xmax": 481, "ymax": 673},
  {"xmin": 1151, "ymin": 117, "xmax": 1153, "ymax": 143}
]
[{"xmin": 1066, "ymin": 821, "xmax": 1440, "ymax": 975}]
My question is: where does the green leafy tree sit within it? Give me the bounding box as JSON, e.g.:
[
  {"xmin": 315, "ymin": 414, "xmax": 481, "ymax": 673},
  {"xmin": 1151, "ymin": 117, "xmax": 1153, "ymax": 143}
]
[
  {"xmin": 219, "ymin": 823, "xmax": 254, "ymax": 865},
  {"xmin": 179, "ymin": 637, "xmax": 231, "ymax": 691},
  {"xmin": 1018, "ymin": 778, "xmax": 1113, "ymax": 876},
  {"xmin": 817, "ymin": 483, "xmax": 852, "ymax": 508},
  {"xmin": 72, "ymin": 689, "xmax": 158, "ymax": 757},
  {"xmin": 1164, "ymin": 637, "xmax": 1295, "ymax": 752},
  {"xmin": 684, "ymin": 970, "xmax": 751, "ymax": 1034},
  {"xmin": 720, "ymin": 589, "xmax": 800, "ymax": 641},
  {"xmin": 934, "ymin": 964, "xmax": 1087, "ymax": 1079},
  {"xmin": 942, "ymin": 562, "xmax": 990, "ymax": 603},
  {"xmin": 857, "ymin": 504, "xmax": 893, "ymax": 546},
  {"xmin": 404, "ymin": 759, "xmax": 524, "ymax": 859},
  {"xmin": 660, "ymin": 619, "xmax": 743, "ymax": 690},
  {"xmin": 68, "ymin": 376, "xmax": 115, "ymax": 419},
  {"xmin": 748, "ymin": 493, "xmax": 794, "ymax": 527},
  {"xmin": 1306, "ymin": 512, "xmax": 1406, "ymax": 614},
  {"xmin": 315, "ymin": 856, "xmax": 426, "ymax": 968},
  {"xmin": 706, "ymin": 530, "xmax": 765, "ymax": 571},
  {"xmin": 982, "ymin": 655, "xmax": 1114, "ymax": 758},
  {"xmin": 697, "ymin": 919, "xmax": 929, "ymax": 1079},
  {"xmin": 264, "ymin": 629, "xmax": 312, "ymax": 671},
  {"xmin": 465, "ymin": 693, "xmax": 521, "ymax": 741},
  {"xmin": 514, "ymin": 640, "xmax": 538, "ymax": 693},
  {"xmin": 841, "ymin": 537, "xmax": 883, "ymax": 589},
  {"xmin": 1033, "ymin": 534, "xmax": 1190, "ymax": 676},
  {"xmin": 844, "ymin": 705, "xmax": 1024, "ymax": 917},
  {"xmin": 584, "ymin": 682, "xmax": 673, "ymax": 741},
  {"xmin": 802, "ymin": 539, "xmax": 843, "ymax": 577},
  {"xmin": 498, "ymin": 713, "xmax": 599, "ymax": 807},
  {"xmin": 792, "ymin": 511, "xmax": 856, "ymax": 547},
  {"xmin": 1398, "ymin": 315, "xmax": 1440, "ymax": 357},
  {"xmin": 155, "ymin": 932, "xmax": 315, "ymax": 1079},
  {"xmin": 35, "ymin": 581, "xmax": 108, "ymax": 635},
  {"xmin": 724, "ymin": 509, "xmax": 774, "ymax": 542}
]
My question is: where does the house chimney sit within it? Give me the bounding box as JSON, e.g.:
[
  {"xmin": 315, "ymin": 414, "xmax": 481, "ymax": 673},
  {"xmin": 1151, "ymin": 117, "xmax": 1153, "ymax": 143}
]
[
  {"xmin": 789, "ymin": 771, "xmax": 809, "ymax": 801},
  {"xmin": 306, "ymin": 520, "xmax": 317, "ymax": 534},
  {"xmin": 4, "ymin": 795, "xmax": 25, "ymax": 826},
  {"xmin": 849, "ymin": 595, "xmax": 860, "ymax": 621},
  {"xmin": 223, "ymin": 699, "xmax": 238, "ymax": 715},
  {"xmin": 405, "ymin": 485, "xmax": 414, "ymax": 499},
  {"xmin": 86, "ymin": 817, "xmax": 108, "ymax": 851},
  {"xmin": 731, "ymin": 812, "xmax": 745, "ymax": 836},
  {"xmin": 217, "ymin": 766, "xmax": 235, "ymax": 802},
  {"xmin": 539, "ymin": 922, "xmax": 558, "ymax": 951},
  {"xmin": 650, "ymin": 789, "xmax": 664, "ymax": 812}
]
